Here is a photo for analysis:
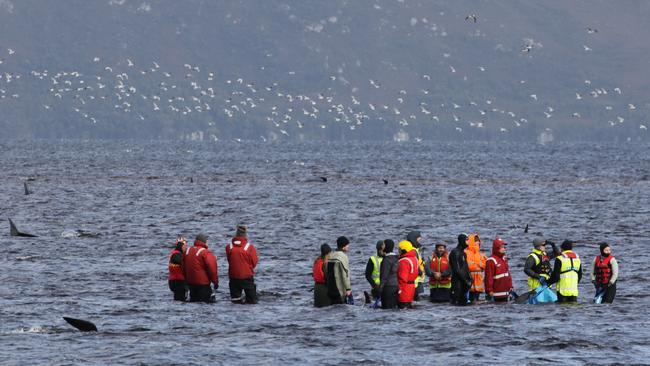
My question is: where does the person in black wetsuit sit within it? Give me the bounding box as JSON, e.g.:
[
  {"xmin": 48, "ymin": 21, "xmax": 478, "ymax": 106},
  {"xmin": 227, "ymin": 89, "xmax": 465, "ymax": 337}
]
[
  {"xmin": 449, "ymin": 234, "xmax": 472, "ymax": 306},
  {"xmin": 378, "ymin": 240, "xmax": 399, "ymax": 309}
]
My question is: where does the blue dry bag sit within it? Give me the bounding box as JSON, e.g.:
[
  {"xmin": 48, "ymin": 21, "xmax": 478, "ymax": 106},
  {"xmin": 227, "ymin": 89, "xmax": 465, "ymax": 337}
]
[{"xmin": 528, "ymin": 286, "xmax": 558, "ymax": 304}]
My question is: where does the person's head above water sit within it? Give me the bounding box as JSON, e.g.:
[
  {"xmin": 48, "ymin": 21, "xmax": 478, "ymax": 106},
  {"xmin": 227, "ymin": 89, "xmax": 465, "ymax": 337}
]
[
  {"xmin": 320, "ymin": 243, "xmax": 332, "ymax": 258},
  {"xmin": 561, "ymin": 240, "xmax": 574, "ymax": 251},
  {"xmin": 533, "ymin": 237, "xmax": 546, "ymax": 251},
  {"xmin": 600, "ymin": 242, "xmax": 611, "ymax": 257},
  {"xmin": 399, "ymin": 240, "xmax": 414, "ymax": 254},
  {"xmin": 457, "ymin": 233, "xmax": 468, "ymax": 248},
  {"xmin": 336, "ymin": 236, "xmax": 350, "ymax": 251},
  {"xmin": 376, "ymin": 240, "xmax": 386, "ymax": 257},
  {"xmin": 384, "ymin": 239, "xmax": 395, "ymax": 253}
]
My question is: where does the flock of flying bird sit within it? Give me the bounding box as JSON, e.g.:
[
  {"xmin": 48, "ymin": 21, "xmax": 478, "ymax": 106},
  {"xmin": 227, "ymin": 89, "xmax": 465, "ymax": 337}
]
[{"xmin": 0, "ymin": 12, "xmax": 647, "ymax": 141}]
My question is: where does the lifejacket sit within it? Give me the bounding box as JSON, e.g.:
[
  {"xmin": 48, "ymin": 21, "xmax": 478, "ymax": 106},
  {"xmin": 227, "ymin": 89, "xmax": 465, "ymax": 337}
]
[
  {"xmin": 527, "ymin": 249, "xmax": 552, "ymax": 290},
  {"xmin": 313, "ymin": 257, "xmax": 326, "ymax": 284},
  {"xmin": 184, "ymin": 240, "xmax": 218, "ymax": 286},
  {"xmin": 485, "ymin": 255, "xmax": 512, "ymax": 298},
  {"xmin": 428, "ymin": 254, "xmax": 451, "ymax": 289},
  {"xmin": 557, "ymin": 251, "xmax": 581, "ymax": 297},
  {"xmin": 226, "ymin": 237, "xmax": 259, "ymax": 280},
  {"xmin": 168, "ymin": 249, "xmax": 185, "ymax": 281},
  {"xmin": 594, "ymin": 255, "xmax": 614, "ymax": 285},
  {"xmin": 369, "ymin": 255, "xmax": 383, "ymax": 285}
]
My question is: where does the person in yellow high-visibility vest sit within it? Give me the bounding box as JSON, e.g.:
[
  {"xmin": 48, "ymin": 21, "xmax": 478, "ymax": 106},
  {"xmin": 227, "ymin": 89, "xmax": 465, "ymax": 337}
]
[
  {"xmin": 524, "ymin": 237, "xmax": 560, "ymax": 291},
  {"xmin": 547, "ymin": 240, "xmax": 582, "ymax": 303},
  {"xmin": 364, "ymin": 240, "xmax": 386, "ymax": 305}
]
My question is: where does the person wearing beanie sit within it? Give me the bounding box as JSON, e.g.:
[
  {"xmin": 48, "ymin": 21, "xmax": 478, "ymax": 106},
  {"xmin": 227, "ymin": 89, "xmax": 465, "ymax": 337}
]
[
  {"xmin": 379, "ymin": 239, "xmax": 399, "ymax": 309},
  {"xmin": 547, "ymin": 240, "xmax": 582, "ymax": 303},
  {"xmin": 326, "ymin": 236, "xmax": 352, "ymax": 305},
  {"xmin": 406, "ymin": 231, "xmax": 426, "ymax": 301},
  {"xmin": 524, "ymin": 237, "xmax": 560, "ymax": 291},
  {"xmin": 225, "ymin": 225, "xmax": 259, "ymax": 304},
  {"xmin": 449, "ymin": 234, "xmax": 472, "ymax": 305},
  {"xmin": 183, "ymin": 233, "xmax": 219, "ymax": 303},
  {"xmin": 590, "ymin": 243, "xmax": 619, "ymax": 303},
  {"xmin": 168, "ymin": 236, "xmax": 188, "ymax": 301},
  {"xmin": 425, "ymin": 243, "xmax": 452, "ymax": 303},
  {"xmin": 484, "ymin": 237, "xmax": 513, "ymax": 303},
  {"xmin": 397, "ymin": 240, "xmax": 419, "ymax": 309},
  {"xmin": 313, "ymin": 244, "xmax": 332, "ymax": 308},
  {"xmin": 364, "ymin": 240, "xmax": 386, "ymax": 306},
  {"xmin": 235, "ymin": 225, "xmax": 247, "ymax": 238}
]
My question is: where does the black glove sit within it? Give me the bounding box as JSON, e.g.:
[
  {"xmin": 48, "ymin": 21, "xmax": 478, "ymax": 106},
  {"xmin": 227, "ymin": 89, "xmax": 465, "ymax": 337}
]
[{"xmin": 213, "ymin": 283, "xmax": 219, "ymax": 291}]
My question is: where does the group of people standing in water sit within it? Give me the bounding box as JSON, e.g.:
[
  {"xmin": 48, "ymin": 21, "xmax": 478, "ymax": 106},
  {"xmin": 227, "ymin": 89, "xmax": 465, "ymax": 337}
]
[
  {"xmin": 312, "ymin": 231, "xmax": 619, "ymax": 308},
  {"xmin": 167, "ymin": 225, "xmax": 259, "ymax": 304},
  {"xmin": 166, "ymin": 226, "xmax": 618, "ymax": 307}
]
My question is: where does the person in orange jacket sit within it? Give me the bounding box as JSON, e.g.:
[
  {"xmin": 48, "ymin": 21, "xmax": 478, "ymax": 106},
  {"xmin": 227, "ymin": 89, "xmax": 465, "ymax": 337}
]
[
  {"xmin": 465, "ymin": 233, "xmax": 487, "ymax": 303},
  {"xmin": 397, "ymin": 240, "xmax": 419, "ymax": 309}
]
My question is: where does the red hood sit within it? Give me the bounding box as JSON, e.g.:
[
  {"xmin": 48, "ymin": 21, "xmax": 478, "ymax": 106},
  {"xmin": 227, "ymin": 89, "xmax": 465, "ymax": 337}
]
[
  {"xmin": 492, "ymin": 238, "xmax": 507, "ymax": 257},
  {"xmin": 231, "ymin": 236, "xmax": 248, "ymax": 246},
  {"xmin": 399, "ymin": 249, "xmax": 417, "ymax": 259}
]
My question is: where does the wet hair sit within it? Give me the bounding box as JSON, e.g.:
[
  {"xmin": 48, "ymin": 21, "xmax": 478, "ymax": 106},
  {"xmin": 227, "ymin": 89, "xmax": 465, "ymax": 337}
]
[
  {"xmin": 376, "ymin": 240, "xmax": 385, "ymax": 251},
  {"xmin": 384, "ymin": 239, "xmax": 395, "ymax": 253},
  {"xmin": 320, "ymin": 243, "xmax": 332, "ymax": 258},
  {"xmin": 458, "ymin": 234, "xmax": 468, "ymax": 245},
  {"xmin": 561, "ymin": 240, "xmax": 573, "ymax": 251},
  {"xmin": 336, "ymin": 236, "xmax": 350, "ymax": 249}
]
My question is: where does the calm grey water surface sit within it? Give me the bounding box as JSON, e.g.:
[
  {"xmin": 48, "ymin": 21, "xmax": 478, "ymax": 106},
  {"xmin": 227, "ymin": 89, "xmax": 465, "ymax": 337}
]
[{"xmin": 1, "ymin": 140, "xmax": 649, "ymax": 365}]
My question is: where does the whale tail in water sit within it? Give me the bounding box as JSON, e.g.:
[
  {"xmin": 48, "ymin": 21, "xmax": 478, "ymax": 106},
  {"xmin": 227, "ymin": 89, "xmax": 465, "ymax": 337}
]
[
  {"xmin": 9, "ymin": 219, "xmax": 38, "ymax": 237},
  {"xmin": 63, "ymin": 317, "xmax": 98, "ymax": 332}
]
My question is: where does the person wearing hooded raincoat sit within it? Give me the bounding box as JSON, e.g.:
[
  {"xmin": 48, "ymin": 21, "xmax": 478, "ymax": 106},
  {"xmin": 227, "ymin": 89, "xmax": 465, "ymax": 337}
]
[
  {"xmin": 484, "ymin": 237, "xmax": 513, "ymax": 303},
  {"xmin": 465, "ymin": 233, "xmax": 488, "ymax": 303},
  {"xmin": 406, "ymin": 231, "xmax": 426, "ymax": 301},
  {"xmin": 397, "ymin": 240, "xmax": 419, "ymax": 309}
]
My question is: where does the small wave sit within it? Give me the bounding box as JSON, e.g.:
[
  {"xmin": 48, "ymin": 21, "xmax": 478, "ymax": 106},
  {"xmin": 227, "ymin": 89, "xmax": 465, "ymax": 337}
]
[
  {"xmin": 15, "ymin": 255, "xmax": 39, "ymax": 261},
  {"xmin": 11, "ymin": 326, "xmax": 49, "ymax": 334},
  {"xmin": 61, "ymin": 229, "xmax": 80, "ymax": 238}
]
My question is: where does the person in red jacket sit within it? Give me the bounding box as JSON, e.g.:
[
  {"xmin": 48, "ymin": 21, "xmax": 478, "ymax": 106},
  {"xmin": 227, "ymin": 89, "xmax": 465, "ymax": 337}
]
[
  {"xmin": 168, "ymin": 236, "xmax": 188, "ymax": 301},
  {"xmin": 484, "ymin": 237, "xmax": 513, "ymax": 303},
  {"xmin": 397, "ymin": 240, "xmax": 419, "ymax": 309},
  {"xmin": 313, "ymin": 244, "xmax": 332, "ymax": 308},
  {"xmin": 225, "ymin": 225, "xmax": 259, "ymax": 304},
  {"xmin": 183, "ymin": 233, "xmax": 218, "ymax": 303}
]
